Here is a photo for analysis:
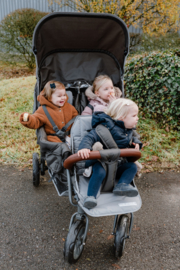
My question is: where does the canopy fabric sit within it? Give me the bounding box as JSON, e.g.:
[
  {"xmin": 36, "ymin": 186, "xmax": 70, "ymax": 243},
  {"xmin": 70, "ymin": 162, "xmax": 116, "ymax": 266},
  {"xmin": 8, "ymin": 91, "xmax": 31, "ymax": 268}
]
[{"xmin": 33, "ymin": 12, "xmax": 129, "ymax": 72}]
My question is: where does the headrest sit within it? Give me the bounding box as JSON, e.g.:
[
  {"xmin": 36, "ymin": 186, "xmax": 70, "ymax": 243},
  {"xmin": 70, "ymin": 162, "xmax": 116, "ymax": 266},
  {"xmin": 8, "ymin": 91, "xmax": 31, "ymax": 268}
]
[
  {"xmin": 71, "ymin": 115, "xmax": 92, "ymax": 154},
  {"xmin": 66, "ymin": 91, "xmax": 73, "ymax": 105}
]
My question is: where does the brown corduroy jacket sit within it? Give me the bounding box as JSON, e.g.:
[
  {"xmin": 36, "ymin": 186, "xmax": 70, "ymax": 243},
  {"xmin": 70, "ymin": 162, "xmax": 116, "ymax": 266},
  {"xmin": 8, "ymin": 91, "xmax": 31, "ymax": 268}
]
[{"xmin": 20, "ymin": 93, "xmax": 78, "ymax": 143}]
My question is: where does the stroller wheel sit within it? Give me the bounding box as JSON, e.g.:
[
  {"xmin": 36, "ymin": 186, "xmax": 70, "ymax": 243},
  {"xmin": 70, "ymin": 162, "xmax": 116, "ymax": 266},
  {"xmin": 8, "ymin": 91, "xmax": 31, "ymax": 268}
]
[
  {"xmin": 64, "ymin": 220, "xmax": 86, "ymax": 264},
  {"xmin": 114, "ymin": 215, "xmax": 129, "ymax": 258},
  {"xmin": 33, "ymin": 153, "xmax": 40, "ymax": 187}
]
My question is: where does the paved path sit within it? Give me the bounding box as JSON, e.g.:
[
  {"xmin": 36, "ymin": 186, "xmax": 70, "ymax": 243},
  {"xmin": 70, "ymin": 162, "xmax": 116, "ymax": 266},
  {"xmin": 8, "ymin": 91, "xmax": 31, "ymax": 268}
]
[{"xmin": 0, "ymin": 165, "xmax": 180, "ymax": 270}]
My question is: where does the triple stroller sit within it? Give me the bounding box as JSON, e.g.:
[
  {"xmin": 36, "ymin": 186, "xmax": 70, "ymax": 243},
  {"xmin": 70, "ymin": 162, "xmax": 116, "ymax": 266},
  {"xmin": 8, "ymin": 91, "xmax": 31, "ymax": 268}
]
[{"xmin": 31, "ymin": 12, "xmax": 142, "ymax": 263}]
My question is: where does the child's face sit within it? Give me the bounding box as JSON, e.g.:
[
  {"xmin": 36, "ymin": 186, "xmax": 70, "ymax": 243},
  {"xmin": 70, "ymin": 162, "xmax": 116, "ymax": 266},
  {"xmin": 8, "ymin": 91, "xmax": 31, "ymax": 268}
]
[
  {"xmin": 95, "ymin": 79, "xmax": 114, "ymax": 102},
  {"xmin": 119, "ymin": 105, "xmax": 139, "ymax": 129},
  {"xmin": 51, "ymin": 88, "xmax": 67, "ymax": 107}
]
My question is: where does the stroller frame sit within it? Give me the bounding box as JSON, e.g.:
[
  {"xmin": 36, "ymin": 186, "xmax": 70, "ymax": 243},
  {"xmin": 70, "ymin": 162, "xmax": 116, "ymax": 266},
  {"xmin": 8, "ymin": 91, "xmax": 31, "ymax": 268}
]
[
  {"xmin": 31, "ymin": 12, "xmax": 142, "ymax": 263},
  {"xmin": 62, "ymin": 114, "xmax": 142, "ymax": 263},
  {"xmin": 66, "ymin": 168, "xmax": 134, "ymax": 262}
]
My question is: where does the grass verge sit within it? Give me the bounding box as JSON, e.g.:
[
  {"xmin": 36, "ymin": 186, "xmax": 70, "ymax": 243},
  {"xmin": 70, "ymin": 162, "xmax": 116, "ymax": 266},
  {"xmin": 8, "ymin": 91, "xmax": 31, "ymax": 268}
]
[
  {"xmin": 0, "ymin": 59, "xmax": 35, "ymax": 80},
  {"xmin": 0, "ymin": 76, "xmax": 179, "ymax": 171},
  {"xmin": 0, "ymin": 76, "xmax": 39, "ymax": 167}
]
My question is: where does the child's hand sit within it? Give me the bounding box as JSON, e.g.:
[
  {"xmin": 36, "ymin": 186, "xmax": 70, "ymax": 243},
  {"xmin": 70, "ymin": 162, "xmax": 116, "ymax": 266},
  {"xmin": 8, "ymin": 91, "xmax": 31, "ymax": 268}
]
[
  {"xmin": 108, "ymin": 94, "xmax": 116, "ymax": 102},
  {"xmin": 23, "ymin": 113, "xmax": 29, "ymax": 122},
  {"xmin": 132, "ymin": 143, "xmax": 139, "ymax": 150},
  {"xmin": 77, "ymin": 149, "xmax": 91, "ymax": 159}
]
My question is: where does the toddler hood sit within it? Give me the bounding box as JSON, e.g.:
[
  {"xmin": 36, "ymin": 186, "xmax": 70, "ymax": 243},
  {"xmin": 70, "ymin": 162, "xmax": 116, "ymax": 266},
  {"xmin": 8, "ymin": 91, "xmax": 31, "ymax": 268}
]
[
  {"xmin": 37, "ymin": 90, "xmax": 69, "ymax": 109},
  {"xmin": 85, "ymin": 85, "xmax": 122, "ymax": 100},
  {"xmin": 92, "ymin": 112, "xmax": 126, "ymax": 129}
]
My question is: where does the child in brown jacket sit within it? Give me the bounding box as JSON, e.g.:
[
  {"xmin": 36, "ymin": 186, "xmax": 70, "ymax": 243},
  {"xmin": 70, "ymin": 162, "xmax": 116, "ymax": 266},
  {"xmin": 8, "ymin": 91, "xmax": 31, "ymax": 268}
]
[{"xmin": 20, "ymin": 80, "xmax": 78, "ymax": 144}]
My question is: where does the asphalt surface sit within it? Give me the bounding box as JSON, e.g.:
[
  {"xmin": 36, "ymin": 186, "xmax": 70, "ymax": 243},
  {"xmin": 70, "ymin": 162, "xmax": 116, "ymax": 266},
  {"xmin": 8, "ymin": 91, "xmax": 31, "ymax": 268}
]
[{"xmin": 0, "ymin": 165, "xmax": 180, "ymax": 270}]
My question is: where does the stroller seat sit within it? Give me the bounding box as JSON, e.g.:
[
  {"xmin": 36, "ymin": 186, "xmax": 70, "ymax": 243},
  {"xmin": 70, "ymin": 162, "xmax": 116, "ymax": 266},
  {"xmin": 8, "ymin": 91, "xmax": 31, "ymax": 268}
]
[
  {"xmin": 70, "ymin": 115, "xmax": 142, "ymax": 217},
  {"xmin": 78, "ymin": 176, "xmax": 142, "ymax": 217},
  {"xmin": 35, "ymin": 90, "xmax": 76, "ymax": 195}
]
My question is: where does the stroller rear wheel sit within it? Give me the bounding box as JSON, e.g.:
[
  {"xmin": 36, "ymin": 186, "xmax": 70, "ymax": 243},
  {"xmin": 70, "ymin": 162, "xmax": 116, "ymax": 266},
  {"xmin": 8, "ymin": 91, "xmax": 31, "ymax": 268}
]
[
  {"xmin": 114, "ymin": 215, "xmax": 129, "ymax": 258},
  {"xmin": 64, "ymin": 220, "xmax": 86, "ymax": 264},
  {"xmin": 33, "ymin": 153, "xmax": 40, "ymax": 187}
]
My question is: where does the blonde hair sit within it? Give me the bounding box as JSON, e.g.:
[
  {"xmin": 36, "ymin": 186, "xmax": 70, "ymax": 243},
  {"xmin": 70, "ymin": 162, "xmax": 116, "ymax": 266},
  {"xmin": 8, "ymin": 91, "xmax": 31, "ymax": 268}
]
[
  {"xmin": 42, "ymin": 80, "xmax": 65, "ymax": 100},
  {"xmin": 93, "ymin": 75, "xmax": 113, "ymax": 94},
  {"xmin": 105, "ymin": 98, "xmax": 138, "ymax": 120}
]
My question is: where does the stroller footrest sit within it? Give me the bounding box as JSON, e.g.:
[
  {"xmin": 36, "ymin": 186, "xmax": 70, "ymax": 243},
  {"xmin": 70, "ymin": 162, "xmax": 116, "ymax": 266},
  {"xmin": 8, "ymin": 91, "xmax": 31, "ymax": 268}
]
[{"xmin": 52, "ymin": 178, "xmax": 68, "ymax": 197}]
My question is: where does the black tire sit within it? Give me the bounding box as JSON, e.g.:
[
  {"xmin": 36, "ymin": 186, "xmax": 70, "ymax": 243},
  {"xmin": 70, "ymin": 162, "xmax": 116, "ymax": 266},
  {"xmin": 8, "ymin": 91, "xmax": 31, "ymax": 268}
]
[
  {"xmin": 64, "ymin": 220, "xmax": 86, "ymax": 264},
  {"xmin": 33, "ymin": 153, "xmax": 40, "ymax": 187},
  {"xmin": 114, "ymin": 215, "xmax": 129, "ymax": 258}
]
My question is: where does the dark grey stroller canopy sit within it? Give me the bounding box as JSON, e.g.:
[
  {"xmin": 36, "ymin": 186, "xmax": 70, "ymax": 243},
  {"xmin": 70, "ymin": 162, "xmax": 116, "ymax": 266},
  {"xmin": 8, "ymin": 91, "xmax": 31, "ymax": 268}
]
[{"xmin": 32, "ymin": 12, "xmax": 129, "ymax": 94}]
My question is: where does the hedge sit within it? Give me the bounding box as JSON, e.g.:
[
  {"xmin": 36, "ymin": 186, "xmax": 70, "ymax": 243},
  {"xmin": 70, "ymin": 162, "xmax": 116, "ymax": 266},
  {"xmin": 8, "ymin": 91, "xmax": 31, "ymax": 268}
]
[{"xmin": 124, "ymin": 52, "xmax": 180, "ymax": 130}]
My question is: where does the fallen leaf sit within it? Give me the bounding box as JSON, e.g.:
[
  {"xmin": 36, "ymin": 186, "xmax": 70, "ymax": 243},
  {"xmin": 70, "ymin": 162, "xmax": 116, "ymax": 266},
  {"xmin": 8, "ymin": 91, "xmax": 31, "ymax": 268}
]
[
  {"xmin": 112, "ymin": 264, "xmax": 121, "ymax": 269},
  {"xmin": 133, "ymin": 226, "xmax": 140, "ymax": 231},
  {"xmin": 107, "ymin": 235, "xmax": 114, "ymax": 240},
  {"xmin": 170, "ymin": 138, "xmax": 176, "ymax": 142},
  {"xmin": 142, "ymin": 142, "xmax": 150, "ymax": 147},
  {"xmin": 99, "ymin": 229, "xmax": 103, "ymax": 233},
  {"xmin": 62, "ymin": 238, "xmax": 65, "ymax": 241},
  {"xmin": 151, "ymin": 156, "xmax": 158, "ymax": 161},
  {"xmin": 165, "ymin": 126, "xmax": 169, "ymax": 132}
]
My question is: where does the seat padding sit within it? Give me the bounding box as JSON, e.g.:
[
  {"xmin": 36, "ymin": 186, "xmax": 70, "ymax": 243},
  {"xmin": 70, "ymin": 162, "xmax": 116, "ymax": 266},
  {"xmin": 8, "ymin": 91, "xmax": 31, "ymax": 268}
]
[
  {"xmin": 77, "ymin": 175, "xmax": 142, "ymax": 217},
  {"xmin": 71, "ymin": 115, "xmax": 92, "ymax": 174}
]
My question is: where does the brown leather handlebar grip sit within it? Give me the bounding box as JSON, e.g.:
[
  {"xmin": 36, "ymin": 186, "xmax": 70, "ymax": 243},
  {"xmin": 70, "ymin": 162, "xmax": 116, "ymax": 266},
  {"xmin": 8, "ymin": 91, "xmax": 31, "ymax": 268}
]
[{"xmin": 63, "ymin": 149, "xmax": 141, "ymax": 170}]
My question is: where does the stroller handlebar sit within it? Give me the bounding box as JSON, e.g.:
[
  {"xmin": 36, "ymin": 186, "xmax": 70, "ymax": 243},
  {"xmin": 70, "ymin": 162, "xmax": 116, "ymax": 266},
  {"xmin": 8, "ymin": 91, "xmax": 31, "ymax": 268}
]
[{"xmin": 63, "ymin": 149, "xmax": 141, "ymax": 170}]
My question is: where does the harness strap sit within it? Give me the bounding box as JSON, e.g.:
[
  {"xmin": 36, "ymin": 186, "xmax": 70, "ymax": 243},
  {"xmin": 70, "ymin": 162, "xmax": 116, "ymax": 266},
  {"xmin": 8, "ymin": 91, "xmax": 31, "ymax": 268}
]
[
  {"xmin": 95, "ymin": 124, "xmax": 118, "ymax": 149},
  {"xmin": 87, "ymin": 103, "xmax": 94, "ymax": 113},
  {"xmin": 42, "ymin": 105, "xmax": 76, "ymax": 141},
  {"xmin": 95, "ymin": 124, "xmax": 120, "ymax": 192},
  {"xmin": 61, "ymin": 116, "xmax": 77, "ymax": 132},
  {"xmin": 42, "ymin": 105, "xmax": 58, "ymax": 132}
]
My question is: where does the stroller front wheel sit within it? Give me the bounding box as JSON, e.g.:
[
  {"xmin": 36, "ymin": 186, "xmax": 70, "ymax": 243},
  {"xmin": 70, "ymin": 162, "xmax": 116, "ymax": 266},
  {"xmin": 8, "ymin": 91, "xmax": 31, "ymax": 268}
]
[
  {"xmin": 114, "ymin": 215, "xmax": 129, "ymax": 258},
  {"xmin": 64, "ymin": 220, "xmax": 86, "ymax": 264},
  {"xmin": 33, "ymin": 153, "xmax": 40, "ymax": 187}
]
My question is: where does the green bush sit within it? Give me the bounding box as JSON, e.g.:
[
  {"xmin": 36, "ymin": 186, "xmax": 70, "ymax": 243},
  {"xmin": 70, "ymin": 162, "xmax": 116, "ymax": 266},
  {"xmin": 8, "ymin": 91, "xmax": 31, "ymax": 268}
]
[
  {"xmin": 0, "ymin": 9, "xmax": 48, "ymax": 70},
  {"xmin": 124, "ymin": 51, "xmax": 180, "ymax": 130}
]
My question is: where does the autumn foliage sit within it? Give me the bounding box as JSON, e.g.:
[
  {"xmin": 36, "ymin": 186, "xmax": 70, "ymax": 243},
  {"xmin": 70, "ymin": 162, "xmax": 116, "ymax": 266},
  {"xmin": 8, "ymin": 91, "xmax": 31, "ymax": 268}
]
[{"xmin": 48, "ymin": 0, "xmax": 180, "ymax": 35}]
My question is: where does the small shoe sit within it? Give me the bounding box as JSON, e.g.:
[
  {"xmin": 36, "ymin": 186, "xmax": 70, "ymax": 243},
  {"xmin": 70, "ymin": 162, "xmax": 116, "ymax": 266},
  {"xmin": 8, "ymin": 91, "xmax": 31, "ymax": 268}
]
[
  {"xmin": 113, "ymin": 183, "xmax": 138, "ymax": 197},
  {"xmin": 83, "ymin": 196, "xmax": 97, "ymax": 209}
]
